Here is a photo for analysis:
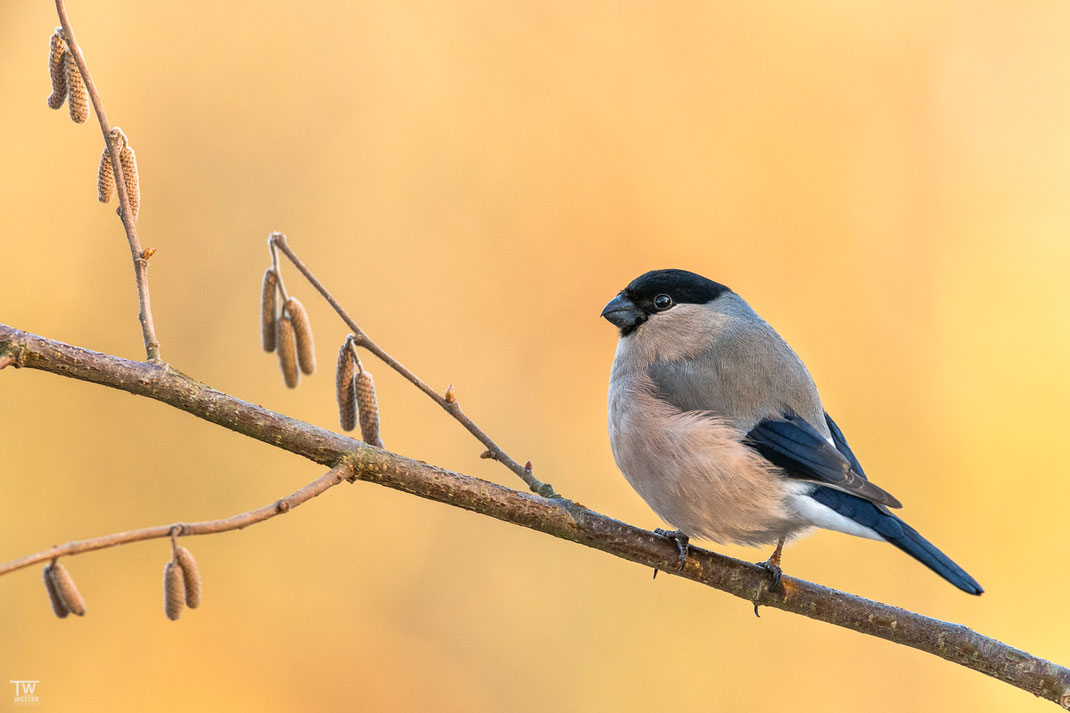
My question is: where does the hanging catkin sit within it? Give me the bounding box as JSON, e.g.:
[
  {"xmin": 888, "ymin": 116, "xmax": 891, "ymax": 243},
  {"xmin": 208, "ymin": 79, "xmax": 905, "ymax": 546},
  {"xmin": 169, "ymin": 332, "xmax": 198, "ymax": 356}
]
[
  {"xmin": 335, "ymin": 342, "xmax": 356, "ymax": 431},
  {"xmin": 356, "ymin": 370, "xmax": 384, "ymax": 448},
  {"xmin": 47, "ymin": 563, "xmax": 86, "ymax": 616},
  {"xmin": 163, "ymin": 561, "xmax": 185, "ymax": 621},
  {"xmin": 97, "ymin": 145, "xmax": 114, "ymax": 203},
  {"xmin": 65, "ymin": 51, "xmax": 88, "ymax": 123},
  {"xmin": 276, "ymin": 315, "xmax": 299, "ymax": 388},
  {"xmin": 285, "ymin": 297, "xmax": 315, "ymax": 375},
  {"xmin": 260, "ymin": 268, "xmax": 278, "ymax": 352},
  {"xmin": 118, "ymin": 140, "xmax": 140, "ymax": 220},
  {"xmin": 43, "ymin": 565, "xmax": 69, "ymax": 618},
  {"xmin": 46, "ymin": 30, "xmax": 68, "ymax": 110},
  {"xmin": 174, "ymin": 546, "xmax": 202, "ymax": 609}
]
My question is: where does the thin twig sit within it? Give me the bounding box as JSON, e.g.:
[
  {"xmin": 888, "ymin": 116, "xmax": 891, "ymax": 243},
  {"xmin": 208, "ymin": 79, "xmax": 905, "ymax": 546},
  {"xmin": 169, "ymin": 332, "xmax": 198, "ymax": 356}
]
[
  {"xmin": 1, "ymin": 322, "xmax": 1068, "ymax": 708},
  {"xmin": 54, "ymin": 0, "xmax": 160, "ymax": 361},
  {"xmin": 0, "ymin": 462, "xmax": 353, "ymax": 576},
  {"xmin": 268, "ymin": 232, "xmax": 557, "ymax": 498}
]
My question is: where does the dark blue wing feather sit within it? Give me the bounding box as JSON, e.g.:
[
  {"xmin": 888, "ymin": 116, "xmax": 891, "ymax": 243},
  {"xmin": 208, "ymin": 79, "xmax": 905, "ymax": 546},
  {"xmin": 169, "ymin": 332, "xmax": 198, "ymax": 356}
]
[
  {"xmin": 745, "ymin": 411, "xmax": 902, "ymax": 508},
  {"xmin": 824, "ymin": 411, "xmax": 866, "ymax": 477}
]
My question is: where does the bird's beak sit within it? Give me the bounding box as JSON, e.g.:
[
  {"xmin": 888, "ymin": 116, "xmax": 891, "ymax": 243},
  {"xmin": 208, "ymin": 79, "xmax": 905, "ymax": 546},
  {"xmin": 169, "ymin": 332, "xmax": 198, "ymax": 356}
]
[{"xmin": 601, "ymin": 293, "xmax": 643, "ymax": 329}]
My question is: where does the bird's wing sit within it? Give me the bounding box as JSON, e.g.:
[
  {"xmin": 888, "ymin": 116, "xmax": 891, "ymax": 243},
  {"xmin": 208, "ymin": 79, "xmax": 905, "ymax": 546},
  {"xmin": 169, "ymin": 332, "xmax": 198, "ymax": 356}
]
[
  {"xmin": 745, "ymin": 411, "xmax": 902, "ymax": 509},
  {"xmin": 823, "ymin": 411, "xmax": 865, "ymax": 476}
]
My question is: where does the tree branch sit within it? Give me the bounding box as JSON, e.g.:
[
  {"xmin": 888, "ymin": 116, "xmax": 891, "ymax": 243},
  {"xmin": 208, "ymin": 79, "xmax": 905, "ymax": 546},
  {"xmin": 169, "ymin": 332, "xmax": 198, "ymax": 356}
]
[
  {"xmin": 1, "ymin": 321, "xmax": 1068, "ymax": 707},
  {"xmin": 269, "ymin": 232, "xmax": 556, "ymax": 497},
  {"xmin": 0, "ymin": 462, "xmax": 353, "ymax": 576},
  {"xmin": 54, "ymin": 0, "xmax": 160, "ymax": 361}
]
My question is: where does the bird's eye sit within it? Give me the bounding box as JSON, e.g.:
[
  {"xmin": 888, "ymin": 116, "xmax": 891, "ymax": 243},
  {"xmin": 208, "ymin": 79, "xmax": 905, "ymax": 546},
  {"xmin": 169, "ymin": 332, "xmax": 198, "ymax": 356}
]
[{"xmin": 653, "ymin": 294, "xmax": 673, "ymax": 310}]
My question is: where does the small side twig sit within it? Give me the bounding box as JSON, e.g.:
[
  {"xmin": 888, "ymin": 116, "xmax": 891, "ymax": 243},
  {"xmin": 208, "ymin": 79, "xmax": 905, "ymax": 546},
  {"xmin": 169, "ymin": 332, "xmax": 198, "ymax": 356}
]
[
  {"xmin": 54, "ymin": 0, "xmax": 160, "ymax": 362},
  {"xmin": 268, "ymin": 232, "xmax": 557, "ymax": 498},
  {"xmin": 0, "ymin": 462, "xmax": 353, "ymax": 576}
]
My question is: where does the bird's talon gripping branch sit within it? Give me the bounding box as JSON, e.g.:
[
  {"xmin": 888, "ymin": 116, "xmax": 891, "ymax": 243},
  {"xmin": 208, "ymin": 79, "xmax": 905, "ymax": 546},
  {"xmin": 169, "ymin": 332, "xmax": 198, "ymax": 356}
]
[
  {"xmin": 654, "ymin": 528, "xmax": 690, "ymax": 570},
  {"xmin": 756, "ymin": 537, "xmax": 785, "ymax": 592},
  {"xmin": 757, "ymin": 560, "xmax": 783, "ymax": 592}
]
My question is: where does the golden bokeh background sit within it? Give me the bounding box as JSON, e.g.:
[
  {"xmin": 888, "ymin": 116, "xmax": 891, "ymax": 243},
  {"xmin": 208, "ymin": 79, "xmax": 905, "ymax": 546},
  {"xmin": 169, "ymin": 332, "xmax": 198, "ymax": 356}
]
[{"xmin": 2, "ymin": 1, "xmax": 1069, "ymax": 711}]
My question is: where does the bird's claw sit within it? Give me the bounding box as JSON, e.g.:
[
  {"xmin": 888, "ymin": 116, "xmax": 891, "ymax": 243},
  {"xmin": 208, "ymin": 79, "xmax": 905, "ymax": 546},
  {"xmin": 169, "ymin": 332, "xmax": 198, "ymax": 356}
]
[
  {"xmin": 756, "ymin": 559, "xmax": 783, "ymax": 592},
  {"xmin": 654, "ymin": 528, "xmax": 690, "ymax": 573}
]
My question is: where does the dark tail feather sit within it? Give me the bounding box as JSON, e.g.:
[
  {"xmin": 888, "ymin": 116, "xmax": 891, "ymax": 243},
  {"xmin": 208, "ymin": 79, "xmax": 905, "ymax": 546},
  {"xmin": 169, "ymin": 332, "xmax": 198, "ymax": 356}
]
[
  {"xmin": 883, "ymin": 517, "xmax": 984, "ymax": 595},
  {"xmin": 808, "ymin": 487, "xmax": 983, "ymax": 594}
]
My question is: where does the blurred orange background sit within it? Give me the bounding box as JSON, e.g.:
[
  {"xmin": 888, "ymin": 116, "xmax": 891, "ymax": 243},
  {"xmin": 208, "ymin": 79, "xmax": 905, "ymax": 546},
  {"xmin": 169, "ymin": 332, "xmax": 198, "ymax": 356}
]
[{"xmin": 2, "ymin": 1, "xmax": 1069, "ymax": 711}]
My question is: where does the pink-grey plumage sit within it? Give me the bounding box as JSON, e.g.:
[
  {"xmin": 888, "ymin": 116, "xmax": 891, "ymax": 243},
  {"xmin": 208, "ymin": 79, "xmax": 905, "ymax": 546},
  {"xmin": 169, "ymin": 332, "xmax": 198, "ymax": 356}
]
[{"xmin": 603, "ymin": 269, "xmax": 982, "ymax": 594}]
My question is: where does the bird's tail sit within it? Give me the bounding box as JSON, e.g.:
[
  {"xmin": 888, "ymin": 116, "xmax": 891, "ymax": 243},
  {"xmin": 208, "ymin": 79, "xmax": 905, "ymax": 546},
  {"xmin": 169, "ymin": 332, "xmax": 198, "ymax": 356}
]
[{"xmin": 883, "ymin": 516, "xmax": 983, "ymax": 595}]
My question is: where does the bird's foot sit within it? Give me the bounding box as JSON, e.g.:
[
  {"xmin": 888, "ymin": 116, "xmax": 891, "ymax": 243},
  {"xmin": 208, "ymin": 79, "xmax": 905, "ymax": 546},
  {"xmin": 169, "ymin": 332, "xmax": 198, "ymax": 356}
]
[
  {"xmin": 755, "ymin": 559, "xmax": 783, "ymax": 592},
  {"xmin": 754, "ymin": 538, "xmax": 786, "ymax": 593},
  {"xmin": 752, "ymin": 540, "xmax": 785, "ymax": 618},
  {"xmin": 653, "ymin": 529, "xmax": 690, "ymax": 579}
]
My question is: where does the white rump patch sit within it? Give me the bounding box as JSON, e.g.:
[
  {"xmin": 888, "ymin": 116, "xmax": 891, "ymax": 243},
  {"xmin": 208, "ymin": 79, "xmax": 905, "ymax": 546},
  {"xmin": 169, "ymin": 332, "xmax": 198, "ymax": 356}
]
[{"xmin": 785, "ymin": 483, "xmax": 884, "ymax": 542}]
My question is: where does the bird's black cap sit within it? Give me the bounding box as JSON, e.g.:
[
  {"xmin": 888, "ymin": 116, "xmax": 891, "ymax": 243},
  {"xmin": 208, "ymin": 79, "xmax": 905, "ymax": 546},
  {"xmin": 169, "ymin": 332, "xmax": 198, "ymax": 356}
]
[{"xmin": 601, "ymin": 269, "xmax": 731, "ymax": 335}]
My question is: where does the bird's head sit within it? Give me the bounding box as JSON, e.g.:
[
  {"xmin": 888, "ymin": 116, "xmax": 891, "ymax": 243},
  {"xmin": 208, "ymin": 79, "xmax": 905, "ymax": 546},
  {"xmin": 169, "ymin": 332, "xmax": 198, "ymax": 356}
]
[{"xmin": 600, "ymin": 269, "xmax": 732, "ymax": 336}]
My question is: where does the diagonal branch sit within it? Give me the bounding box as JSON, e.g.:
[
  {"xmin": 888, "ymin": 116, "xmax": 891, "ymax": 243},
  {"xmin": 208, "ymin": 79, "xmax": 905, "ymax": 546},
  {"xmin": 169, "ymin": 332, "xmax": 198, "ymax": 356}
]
[
  {"xmin": 1, "ymin": 320, "xmax": 1068, "ymax": 708},
  {"xmin": 269, "ymin": 232, "xmax": 557, "ymax": 497},
  {"xmin": 0, "ymin": 462, "xmax": 353, "ymax": 576},
  {"xmin": 54, "ymin": 0, "xmax": 160, "ymax": 361}
]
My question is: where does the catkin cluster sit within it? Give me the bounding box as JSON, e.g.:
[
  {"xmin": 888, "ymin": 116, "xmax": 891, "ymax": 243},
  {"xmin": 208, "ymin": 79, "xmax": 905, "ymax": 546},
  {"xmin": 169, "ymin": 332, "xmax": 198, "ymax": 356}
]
[
  {"xmin": 43, "ymin": 562, "xmax": 86, "ymax": 618},
  {"xmin": 163, "ymin": 545, "xmax": 202, "ymax": 621},
  {"xmin": 45, "ymin": 28, "xmax": 88, "ymax": 123},
  {"xmin": 96, "ymin": 128, "xmax": 141, "ymax": 221},
  {"xmin": 335, "ymin": 338, "xmax": 384, "ymax": 447},
  {"xmin": 260, "ymin": 266, "xmax": 316, "ymax": 388}
]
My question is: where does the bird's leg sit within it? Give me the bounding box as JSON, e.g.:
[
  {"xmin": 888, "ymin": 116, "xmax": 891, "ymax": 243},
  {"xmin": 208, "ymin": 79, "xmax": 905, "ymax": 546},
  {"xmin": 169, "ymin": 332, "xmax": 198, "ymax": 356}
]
[
  {"xmin": 653, "ymin": 529, "xmax": 690, "ymax": 577},
  {"xmin": 756, "ymin": 538, "xmax": 785, "ymax": 591}
]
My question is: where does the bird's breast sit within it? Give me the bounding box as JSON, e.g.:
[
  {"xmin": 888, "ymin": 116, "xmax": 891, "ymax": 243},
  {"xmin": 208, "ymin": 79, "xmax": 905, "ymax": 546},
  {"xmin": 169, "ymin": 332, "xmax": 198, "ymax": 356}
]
[{"xmin": 608, "ymin": 373, "xmax": 808, "ymax": 546}]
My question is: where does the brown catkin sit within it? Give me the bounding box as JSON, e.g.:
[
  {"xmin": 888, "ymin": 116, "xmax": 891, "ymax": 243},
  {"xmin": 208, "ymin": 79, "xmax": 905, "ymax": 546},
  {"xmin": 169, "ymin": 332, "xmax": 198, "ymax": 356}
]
[
  {"xmin": 97, "ymin": 145, "xmax": 114, "ymax": 203},
  {"xmin": 163, "ymin": 561, "xmax": 185, "ymax": 621},
  {"xmin": 276, "ymin": 315, "xmax": 299, "ymax": 388},
  {"xmin": 260, "ymin": 268, "xmax": 278, "ymax": 352},
  {"xmin": 119, "ymin": 142, "xmax": 140, "ymax": 221},
  {"xmin": 43, "ymin": 565, "xmax": 69, "ymax": 618},
  {"xmin": 174, "ymin": 546, "xmax": 202, "ymax": 609},
  {"xmin": 356, "ymin": 371, "xmax": 384, "ymax": 448},
  {"xmin": 48, "ymin": 563, "xmax": 86, "ymax": 616},
  {"xmin": 65, "ymin": 51, "xmax": 88, "ymax": 123},
  {"xmin": 336, "ymin": 343, "xmax": 356, "ymax": 431},
  {"xmin": 285, "ymin": 297, "xmax": 316, "ymax": 375},
  {"xmin": 47, "ymin": 31, "xmax": 68, "ymax": 110}
]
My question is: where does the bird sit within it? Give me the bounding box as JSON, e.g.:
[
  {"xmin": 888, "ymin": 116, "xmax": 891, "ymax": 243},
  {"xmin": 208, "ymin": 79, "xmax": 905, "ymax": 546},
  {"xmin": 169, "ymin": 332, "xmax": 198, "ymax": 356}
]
[{"xmin": 601, "ymin": 268, "xmax": 982, "ymax": 595}]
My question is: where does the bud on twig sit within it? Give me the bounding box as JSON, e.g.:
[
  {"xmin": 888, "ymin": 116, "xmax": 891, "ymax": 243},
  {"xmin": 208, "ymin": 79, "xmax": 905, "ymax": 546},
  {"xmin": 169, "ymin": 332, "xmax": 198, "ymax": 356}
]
[
  {"xmin": 46, "ymin": 563, "xmax": 86, "ymax": 616},
  {"xmin": 46, "ymin": 30, "xmax": 68, "ymax": 110},
  {"xmin": 174, "ymin": 546, "xmax": 202, "ymax": 609},
  {"xmin": 65, "ymin": 51, "xmax": 88, "ymax": 123},
  {"xmin": 356, "ymin": 370, "xmax": 384, "ymax": 448},
  {"xmin": 260, "ymin": 268, "xmax": 278, "ymax": 352},
  {"xmin": 276, "ymin": 315, "xmax": 299, "ymax": 388},
  {"xmin": 285, "ymin": 297, "xmax": 315, "ymax": 375},
  {"xmin": 97, "ymin": 145, "xmax": 114, "ymax": 203},
  {"xmin": 336, "ymin": 342, "xmax": 356, "ymax": 431},
  {"xmin": 445, "ymin": 384, "xmax": 456, "ymax": 404},
  {"xmin": 163, "ymin": 561, "xmax": 185, "ymax": 621}
]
